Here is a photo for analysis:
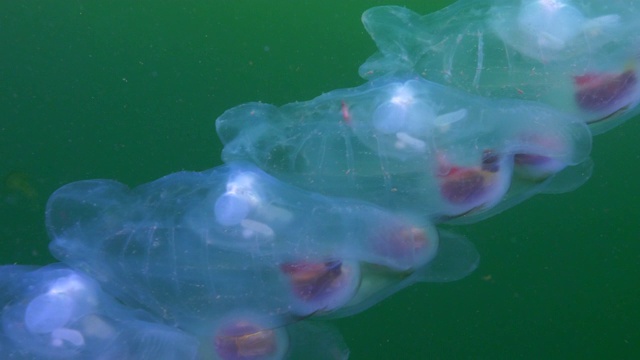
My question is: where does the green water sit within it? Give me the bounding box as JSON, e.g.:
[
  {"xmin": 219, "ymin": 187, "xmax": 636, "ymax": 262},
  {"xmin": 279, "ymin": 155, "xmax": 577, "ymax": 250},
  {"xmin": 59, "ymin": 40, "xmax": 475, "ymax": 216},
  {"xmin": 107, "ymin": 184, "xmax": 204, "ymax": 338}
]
[{"xmin": 1, "ymin": 1, "xmax": 639, "ymax": 359}]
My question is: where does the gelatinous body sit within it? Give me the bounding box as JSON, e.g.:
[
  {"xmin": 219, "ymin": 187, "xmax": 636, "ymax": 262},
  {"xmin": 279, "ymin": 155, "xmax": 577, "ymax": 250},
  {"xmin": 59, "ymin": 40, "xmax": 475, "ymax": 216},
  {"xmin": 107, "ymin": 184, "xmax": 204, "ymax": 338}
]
[
  {"xmin": 0, "ymin": 264, "xmax": 198, "ymax": 360},
  {"xmin": 359, "ymin": 1, "xmax": 640, "ymax": 133},
  {"xmin": 0, "ymin": 264, "xmax": 352, "ymax": 359},
  {"xmin": 46, "ymin": 163, "xmax": 478, "ymax": 335},
  {"xmin": 217, "ymin": 76, "xmax": 592, "ymax": 222}
]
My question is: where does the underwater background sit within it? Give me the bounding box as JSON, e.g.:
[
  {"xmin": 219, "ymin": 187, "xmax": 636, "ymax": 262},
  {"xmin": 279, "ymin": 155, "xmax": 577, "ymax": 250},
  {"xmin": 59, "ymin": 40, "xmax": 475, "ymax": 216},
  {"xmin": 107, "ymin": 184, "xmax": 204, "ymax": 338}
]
[{"xmin": 1, "ymin": 1, "xmax": 639, "ymax": 358}]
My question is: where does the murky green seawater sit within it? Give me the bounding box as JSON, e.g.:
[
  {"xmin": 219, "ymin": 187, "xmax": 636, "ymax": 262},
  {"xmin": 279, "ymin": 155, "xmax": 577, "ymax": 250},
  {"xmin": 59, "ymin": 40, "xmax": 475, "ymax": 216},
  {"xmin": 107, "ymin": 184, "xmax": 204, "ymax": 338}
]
[{"xmin": 1, "ymin": 1, "xmax": 639, "ymax": 358}]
